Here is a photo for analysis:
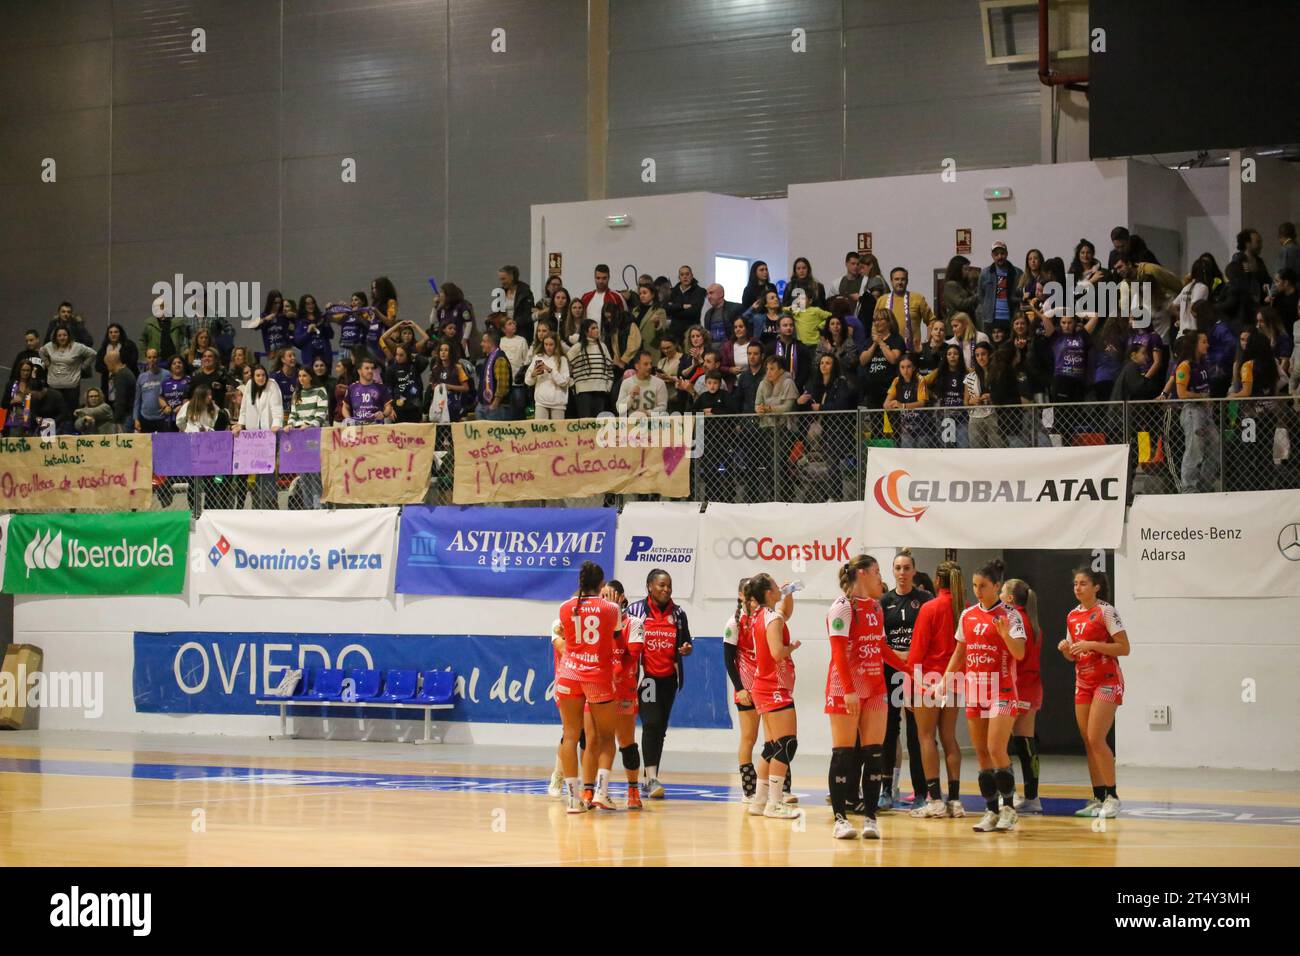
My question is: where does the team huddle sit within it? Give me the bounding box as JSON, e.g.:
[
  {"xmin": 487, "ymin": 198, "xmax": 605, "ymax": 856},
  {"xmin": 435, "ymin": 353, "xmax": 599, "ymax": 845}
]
[{"xmin": 545, "ymin": 554, "xmax": 1130, "ymax": 839}]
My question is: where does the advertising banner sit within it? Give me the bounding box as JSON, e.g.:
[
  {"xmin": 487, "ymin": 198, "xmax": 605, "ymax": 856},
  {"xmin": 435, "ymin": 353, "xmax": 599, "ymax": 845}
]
[
  {"xmin": 3, "ymin": 511, "xmax": 189, "ymax": 595},
  {"xmin": 395, "ymin": 506, "xmax": 615, "ymax": 600},
  {"xmin": 1124, "ymin": 490, "xmax": 1300, "ymax": 597},
  {"xmin": 865, "ymin": 445, "xmax": 1128, "ymax": 549},
  {"xmin": 132, "ymin": 630, "xmax": 730, "ymax": 728},
  {"xmin": 614, "ymin": 501, "xmax": 699, "ymax": 599},
  {"xmin": 193, "ymin": 508, "xmax": 397, "ymax": 598}
]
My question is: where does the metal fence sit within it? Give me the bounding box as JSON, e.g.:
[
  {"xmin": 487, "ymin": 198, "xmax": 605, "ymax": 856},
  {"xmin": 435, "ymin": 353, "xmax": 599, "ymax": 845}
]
[{"xmin": 5, "ymin": 396, "xmax": 1297, "ymax": 515}]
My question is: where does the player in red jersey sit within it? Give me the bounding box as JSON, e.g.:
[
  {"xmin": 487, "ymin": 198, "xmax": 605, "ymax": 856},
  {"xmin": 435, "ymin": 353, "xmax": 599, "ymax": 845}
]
[
  {"xmin": 906, "ymin": 559, "xmax": 966, "ymax": 819},
  {"xmin": 553, "ymin": 561, "xmax": 622, "ymax": 814},
  {"xmin": 1002, "ymin": 577, "xmax": 1044, "ymax": 814},
  {"xmin": 723, "ymin": 578, "xmax": 760, "ymax": 804},
  {"xmin": 745, "ymin": 573, "xmax": 803, "ymax": 820},
  {"xmin": 942, "ymin": 558, "xmax": 1026, "ymax": 833},
  {"xmin": 825, "ymin": 555, "xmax": 908, "ymax": 840},
  {"xmin": 583, "ymin": 580, "xmax": 644, "ymax": 810},
  {"xmin": 1060, "ymin": 567, "xmax": 1130, "ymax": 820}
]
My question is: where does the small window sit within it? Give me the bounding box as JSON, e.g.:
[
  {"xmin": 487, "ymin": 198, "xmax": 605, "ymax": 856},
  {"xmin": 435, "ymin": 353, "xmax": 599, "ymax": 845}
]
[{"xmin": 714, "ymin": 256, "xmax": 750, "ymax": 303}]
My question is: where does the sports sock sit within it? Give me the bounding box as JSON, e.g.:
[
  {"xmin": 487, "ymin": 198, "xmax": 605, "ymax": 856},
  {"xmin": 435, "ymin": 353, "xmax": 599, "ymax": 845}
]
[
  {"xmin": 891, "ymin": 767, "xmax": 902, "ymax": 795},
  {"xmin": 1105, "ymin": 785, "xmax": 1118, "ymax": 799},
  {"xmin": 565, "ymin": 777, "xmax": 581, "ymax": 801},
  {"xmin": 1013, "ymin": 735, "xmax": 1040, "ymax": 799},
  {"xmin": 645, "ymin": 764, "xmax": 659, "ymax": 783},
  {"xmin": 766, "ymin": 775, "xmax": 784, "ymax": 807},
  {"xmin": 1093, "ymin": 784, "xmax": 1106, "ymax": 802},
  {"xmin": 861, "ymin": 745, "xmax": 885, "ymax": 820},
  {"xmin": 595, "ymin": 769, "xmax": 610, "ymax": 799},
  {"xmin": 829, "ymin": 747, "xmax": 854, "ymax": 818},
  {"xmin": 753, "ymin": 776, "xmax": 769, "ymax": 806},
  {"xmin": 977, "ymin": 769, "xmax": 998, "ymax": 812},
  {"xmin": 927, "ymin": 777, "xmax": 941, "ymax": 801},
  {"xmin": 739, "ymin": 762, "xmax": 757, "ymax": 799},
  {"xmin": 947, "ymin": 779, "xmax": 961, "ymax": 802},
  {"xmin": 783, "ymin": 768, "xmax": 792, "ymax": 793}
]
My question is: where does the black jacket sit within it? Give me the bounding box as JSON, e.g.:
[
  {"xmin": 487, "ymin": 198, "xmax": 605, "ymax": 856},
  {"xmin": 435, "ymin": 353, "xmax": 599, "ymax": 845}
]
[
  {"xmin": 508, "ymin": 281, "xmax": 535, "ymax": 343},
  {"xmin": 666, "ymin": 280, "xmax": 706, "ymax": 337},
  {"xmin": 769, "ymin": 337, "xmax": 813, "ymax": 394}
]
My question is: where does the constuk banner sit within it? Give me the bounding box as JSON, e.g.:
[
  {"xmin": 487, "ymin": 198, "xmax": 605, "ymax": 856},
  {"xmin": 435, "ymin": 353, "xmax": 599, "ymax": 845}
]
[{"xmin": 865, "ymin": 445, "xmax": 1128, "ymax": 549}]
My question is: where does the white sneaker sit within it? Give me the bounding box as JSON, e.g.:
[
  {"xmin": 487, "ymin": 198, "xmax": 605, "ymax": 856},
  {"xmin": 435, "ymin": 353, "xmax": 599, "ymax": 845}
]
[
  {"xmin": 1098, "ymin": 796, "xmax": 1121, "ymax": 818},
  {"xmin": 996, "ymin": 805, "xmax": 1019, "ymax": 831},
  {"xmin": 646, "ymin": 778, "xmax": 666, "ymax": 799},
  {"xmin": 1014, "ymin": 795, "xmax": 1043, "ymax": 814},
  {"xmin": 860, "ymin": 817, "xmax": 881, "ymax": 840},
  {"xmin": 910, "ymin": 798, "xmax": 947, "ymax": 818},
  {"xmin": 832, "ymin": 816, "xmax": 858, "ymax": 840},
  {"xmin": 1074, "ymin": 798, "xmax": 1102, "ymax": 817},
  {"xmin": 947, "ymin": 800, "xmax": 966, "ymax": 818},
  {"xmin": 546, "ymin": 769, "xmax": 564, "ymax": 799},
  {"xmin": 782, "ymin": 791, "xmax": 799, "ymax": 805},
  {"xmin": 972, "ymin": 810, "xmax": 999, "ymax": 832},
  {"xmin": 565, "ymin": 794, "xmax": 588, "ymax": 815},
  {"xmin": 763, "ymin": 802, "xmax": 803, "ymax": 819},
  {"xmin": 747, "ymin": 795, "xmax": 767, "ymax": 816}
]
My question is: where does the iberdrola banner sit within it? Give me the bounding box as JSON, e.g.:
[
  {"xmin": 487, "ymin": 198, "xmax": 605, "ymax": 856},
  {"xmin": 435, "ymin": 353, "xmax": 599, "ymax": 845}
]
[{"xmin": 3, "ymin": 511, "xmax": 190, "ymax": 595}]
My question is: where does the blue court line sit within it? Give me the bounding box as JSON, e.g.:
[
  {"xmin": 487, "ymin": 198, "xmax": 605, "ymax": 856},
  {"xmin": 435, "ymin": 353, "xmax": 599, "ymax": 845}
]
[{"xmin": 2, "ymin": 757, "xmax": 1298, "ymax": 827}]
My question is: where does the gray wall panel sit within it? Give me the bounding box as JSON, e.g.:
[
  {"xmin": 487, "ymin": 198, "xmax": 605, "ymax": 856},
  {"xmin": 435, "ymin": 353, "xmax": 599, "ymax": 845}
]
[
  {"xmin": 612, "ymin": 0, "xmax": 842, "ymax": 51},
  {"xmin": 0, "ymin": 0, "xmax": 113, "ymax": 48},
  {"xmin": 0, "ymin": 39, "xmax": 112, "ymax": 115},
  {"xmin": 0, "ymin": 106, "xmax": 111, "ymax": 186},
  {"xmin": 111, "ymin": 92, "xmax": 279, "ymax": 173}
]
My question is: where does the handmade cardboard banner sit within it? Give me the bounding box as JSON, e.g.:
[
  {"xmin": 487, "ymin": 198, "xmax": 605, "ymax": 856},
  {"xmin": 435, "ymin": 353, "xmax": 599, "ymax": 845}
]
[
  {"xmin": 279, "ymin": 428, "xmax": 322, "ymax": 473},
  {"xmin": 232, "ymin": 429, "xmax": 277, "ymax": 475},
  {"xmin": 0, "ymin": 433, "xmax": 152, "ymax": 511},
  {"xmin": 321, "ymin": 423, "xmax": 437, "ymax": 505},
  {"xmin": 151, "ymin": 431, "xmax": 234, "ymax": 477},
  {"xmin": 452, "ymin": 416, "xmax": 693, "ymax": 504}
]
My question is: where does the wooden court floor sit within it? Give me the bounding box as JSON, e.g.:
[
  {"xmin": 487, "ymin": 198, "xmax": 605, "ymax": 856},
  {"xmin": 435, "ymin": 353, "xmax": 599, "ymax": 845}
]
[{"xmin": 1, "ymin": 740, "xmax": 1297, "ymax": 866}]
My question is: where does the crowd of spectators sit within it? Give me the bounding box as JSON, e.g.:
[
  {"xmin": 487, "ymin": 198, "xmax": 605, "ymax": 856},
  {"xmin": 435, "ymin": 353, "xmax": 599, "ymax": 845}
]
[{"xmin": 5, "ymin": 223, "xmax": 1297, "ymax": 498}]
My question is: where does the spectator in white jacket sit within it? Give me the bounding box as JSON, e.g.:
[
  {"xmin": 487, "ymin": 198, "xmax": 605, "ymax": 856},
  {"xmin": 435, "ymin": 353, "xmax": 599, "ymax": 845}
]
[
  {"xmin": 523, "ymin": 333, "xmax": 571, "ymax": 419},
  {"xmin": 231, "ymin": 365, "xmax": 283, "ymax": 510}
]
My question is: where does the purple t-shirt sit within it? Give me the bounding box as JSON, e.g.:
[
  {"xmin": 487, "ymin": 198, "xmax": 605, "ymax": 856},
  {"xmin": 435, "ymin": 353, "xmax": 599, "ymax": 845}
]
[
  {"xmin": 261, "ymin": 314, "xmax": 293, "ymax": 356},
  {"xmin": 345, "ymin": 381, "xmax": 391, "ymax": 424},
  {"xmin": 1127, "ymin": 330, "xmax": 1163, "ymax": 374},
  {"xmin": 1049, "ymin": 331, "xmax": 1088, "ymax": 380},
  {"xmin": 160, "ymin": 375, "xmax": 191, "ymax": 416}
]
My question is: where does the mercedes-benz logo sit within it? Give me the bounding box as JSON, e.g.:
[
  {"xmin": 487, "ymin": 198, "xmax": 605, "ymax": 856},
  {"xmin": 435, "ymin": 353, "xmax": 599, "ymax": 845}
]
[{"xmin": 1279, "ymin": 524, "xmax": 1300, "ymax": 562}]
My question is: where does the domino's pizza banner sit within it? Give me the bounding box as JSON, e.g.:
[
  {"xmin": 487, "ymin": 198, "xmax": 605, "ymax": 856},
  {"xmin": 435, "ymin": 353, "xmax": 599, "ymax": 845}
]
[
  {"xmin": 132, "ymin": 630, "xmax": 731, "ymax": 728},
  {"xmin": 395, "ymin": 506, "xmax": 615, "ymax": 600}
]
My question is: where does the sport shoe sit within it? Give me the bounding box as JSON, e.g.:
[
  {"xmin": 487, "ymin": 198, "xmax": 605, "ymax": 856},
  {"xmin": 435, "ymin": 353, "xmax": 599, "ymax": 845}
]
[
  {"xmin": 996, "ymin": 805, "xmax": 1019, "ymax": 831},
  {"xmin": 546, "ymin": 769, "xmax": 564, "ymax": 799},
  {"xmin": 581, "ymin": 787, "xmax": 594, "ymax": 809},
  {"xmin": 625, "ymin": 787, "xmax": 643, "ymax": 811},
  {"xmin": 946, "ymin": 800, "xmax": 966, "ymax": 818},
  {"xmin": 910, "ymin": 798, "xmax": 947, "ymax": 818},
  {"xmin": 891, "ymin": 785, "xmax": 902, "ymax": 804},
  {"xmin": 1014, "ymin": 795, "xmax": 1043, "ymax": 814},
  {"xmin": 747, "ymin": 795, "xmax": 767, "ymax": 816},
  {"xmin": 763, "ymin": 802, "xmax": 803, "ymax": 819},
  {"xmin": 860, "ymin": 817, "xmax": 880, "ymax": 840},
  {"xmin": 877, "ymin": 792, "xmax": 894, "ymax": 813},
  {"xmin": 832, "ymin": 816, "xmax": 858, "ymax": 840},
  {"xmin": 782, "ymin": 791, "xmax": 799, "ymax": 805},
  {"xmin": 590, "ymin": 793, "xmax": 619, "ymax": 811},
  {"xmin": 1074, "ymin": 798, "xmax": 1102, "ymax": 817},
  {"xmin": 566, "ymin": 794, "xmax": 588, "ymax": 815},
  {"xmin": 646, "ymin": 778, "xmax": 666, "ymax": 799},
  {"xmin": 1098, "ymin": 796, "xmax": 1121, "ymax": 818},
  {"xmin": 972, "ymin": 810, "xmax": 999, "ymax": 832}
]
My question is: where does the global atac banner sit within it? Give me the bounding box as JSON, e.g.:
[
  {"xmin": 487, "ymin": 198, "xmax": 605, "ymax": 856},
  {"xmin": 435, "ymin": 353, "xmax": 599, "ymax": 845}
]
[
  {"xmin": 132, "ymin": 630, "xmax": 730, "ymax": 728},
  {"xmin": 1124, "ymin": 490, "xmax": 1300, "ymax": 598},
  {"xmin": 615, "ymin": 501, "xmax": 699, "ymax": 599},
  {"xmin": 194, "ymin": 508, "xmax": 397, "ymax": 599},
  {"xmin": 395, "ymin": 506, "xmax": 615, "ymax": 600},
  {"xmin": 3, "ymin": 512, "xmax": 189, "ymax": 595},
  {"xmin": 699, "ymin": 502, "xmax": 868, "ymax": 600},
  {"xmin": 865, "ymin": 445, "xmax": 1128, "ymax": 549}
]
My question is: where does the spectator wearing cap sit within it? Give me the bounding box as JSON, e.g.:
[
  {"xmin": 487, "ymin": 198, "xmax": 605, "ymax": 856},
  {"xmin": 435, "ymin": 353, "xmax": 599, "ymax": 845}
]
[{"xmin": 977, "ymin": 241, "xmax": 1022, "ymax": 330}]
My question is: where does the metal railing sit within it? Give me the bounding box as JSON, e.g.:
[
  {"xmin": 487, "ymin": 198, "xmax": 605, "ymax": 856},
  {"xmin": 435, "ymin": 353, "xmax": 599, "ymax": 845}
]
[{"xmin": 3, "ymin": 396, "xmax": 1296, "ymax": 515}]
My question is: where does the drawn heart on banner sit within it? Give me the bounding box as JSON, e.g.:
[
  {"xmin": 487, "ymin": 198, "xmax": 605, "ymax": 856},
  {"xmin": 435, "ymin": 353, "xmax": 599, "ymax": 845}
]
[{"xmin": 663, "ymin": 446, "xmax": 685, "ymax": 476}]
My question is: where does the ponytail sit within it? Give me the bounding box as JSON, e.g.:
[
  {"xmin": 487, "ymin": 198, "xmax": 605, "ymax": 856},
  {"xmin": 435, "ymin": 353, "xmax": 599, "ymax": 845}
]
[
  {"xmin": 735, "ymin": 576, "xmax": 749, "ymax": 627},
  {"xmin": 1005, "ymin": 578, "xmax": 1040, "ymax": 644},
  {"xmin": 935, "ymin": 560, "xmax": 965, "ymax": 627},
  {"xmin": 838, "ymin": 554, "xmax": 877, "ymax": 595},
  {"xmin": 976, "ymin": 557, "xmax": 1006, "ymax": 586},
  {"xmin": 578, "ymin": 560, "xmax": 605, "ymax": 596}
]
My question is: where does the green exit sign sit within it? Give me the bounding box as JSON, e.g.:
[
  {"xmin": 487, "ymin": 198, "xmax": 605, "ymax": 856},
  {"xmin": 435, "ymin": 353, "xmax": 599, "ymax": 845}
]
[{"xmin": 992, "ymin": 212, "xmax": 1008, "ymax": 230}]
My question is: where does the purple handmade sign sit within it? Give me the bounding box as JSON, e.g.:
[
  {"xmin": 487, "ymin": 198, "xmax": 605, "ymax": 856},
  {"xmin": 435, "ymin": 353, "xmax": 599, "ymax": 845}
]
[
  {"xmin": 189, "ymin": 431, "xmax": 234, "ymax": 476},
  {"xmin": 278, "ymin": 427, "xmax": 322, "ymax": 474},
  {"xmin": 232, "ymin": 429, "xmax": 277, "ymax": 475},
  {"xmin": 151, "ymin": 433, "xmax": 192, "ymax": 476}
]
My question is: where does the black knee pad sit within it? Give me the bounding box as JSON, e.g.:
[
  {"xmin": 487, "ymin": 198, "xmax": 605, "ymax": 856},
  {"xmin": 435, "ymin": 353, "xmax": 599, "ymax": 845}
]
[
  {"xmin": 620, "ymin": 743, "xmax": 640, "ymax": 772},
  {"xmin": 760, "ymin": 739, "xmax": 778, "ymax": 762},
  {"xmin": 771, "ymin": 735, "xmax": 798, "ymax": 765}
]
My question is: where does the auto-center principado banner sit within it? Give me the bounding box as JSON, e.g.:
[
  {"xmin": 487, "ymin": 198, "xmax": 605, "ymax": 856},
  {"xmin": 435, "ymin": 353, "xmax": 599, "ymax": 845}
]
[{"xmin": 865, "ymin": 445, "xmax": 1129, "ymax": 550}]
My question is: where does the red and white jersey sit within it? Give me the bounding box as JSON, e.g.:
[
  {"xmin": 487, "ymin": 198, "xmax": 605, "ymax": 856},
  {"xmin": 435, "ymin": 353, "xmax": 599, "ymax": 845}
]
[
  {"xmin": 1009, "ymin": 604, "xmax": 1040, "ymax": 680},
  {"xmin": 825, "ymin": 594, "xmax": 905, "ymax": 699},
  {"xmin": 723, "ymin": 611, "xmax": 757, "ymax": 690},
  {"xmin": 956, "ymin": 601, "xmax": 1025, "ymax": 702},
  {"xmin": 1066, "ymin": 601, "xmax": 1126, "ymax": 684},
  {"xmin": 751, "ymin": 606, "xmax": 795, "ymax": 696},
  {"xmin": 613, "ymin": 612, "xmax": 644, "ymax": 691},
  {"xmin": 556, "ymin": 595, "xmax": 621, "ymax": 683}
]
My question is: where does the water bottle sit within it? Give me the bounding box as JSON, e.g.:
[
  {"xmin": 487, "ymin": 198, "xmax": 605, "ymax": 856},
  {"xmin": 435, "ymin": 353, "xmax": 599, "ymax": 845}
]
[{"xmin": 780, "ymin": 580, "xmax": 804, "ymax": 596}]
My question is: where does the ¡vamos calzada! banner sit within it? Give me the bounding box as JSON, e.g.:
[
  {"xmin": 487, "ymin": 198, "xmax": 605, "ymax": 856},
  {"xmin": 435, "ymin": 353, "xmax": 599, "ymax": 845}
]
[
  {"xmin": 395, "ymin": 506, "xmax": 616, "ymax": 600},
  {"xmin": 3, "ymin": 511, "xmax": 189, "ymax": 595},
  {"xmin": 132, "ymin": 630, "xmax": 730, "ymax": 728}
]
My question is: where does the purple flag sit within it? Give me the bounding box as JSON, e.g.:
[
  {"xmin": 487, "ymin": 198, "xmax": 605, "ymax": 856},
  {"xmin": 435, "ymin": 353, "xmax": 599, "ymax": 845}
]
[
  {"xmin": 232, "ymin": 429, "xmax": 277, "ymax": 475},
  {"xmin": 151, "ymin": 433, "xmax": 192, "ymax": 476},
  {"xmin": 278, "ymin": 427, "xmax": 322, "ymax": 474}
]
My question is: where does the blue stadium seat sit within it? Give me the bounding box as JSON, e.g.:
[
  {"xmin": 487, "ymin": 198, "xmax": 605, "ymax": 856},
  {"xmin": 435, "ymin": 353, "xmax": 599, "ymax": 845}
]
[
  {"xmin": 350, "ymin": 669, "xmax": 382, "ymax": 701},
  {"xmin": 368, "ymin": 669, "xmax": 418, "ymax": 703},
  {"xmin": 290, "ymin": 668, "xmax": 345, "ymax": 701},
  {"xmin": 413, "ymin": 670, "xmax": 455, "ymax": 704}
]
